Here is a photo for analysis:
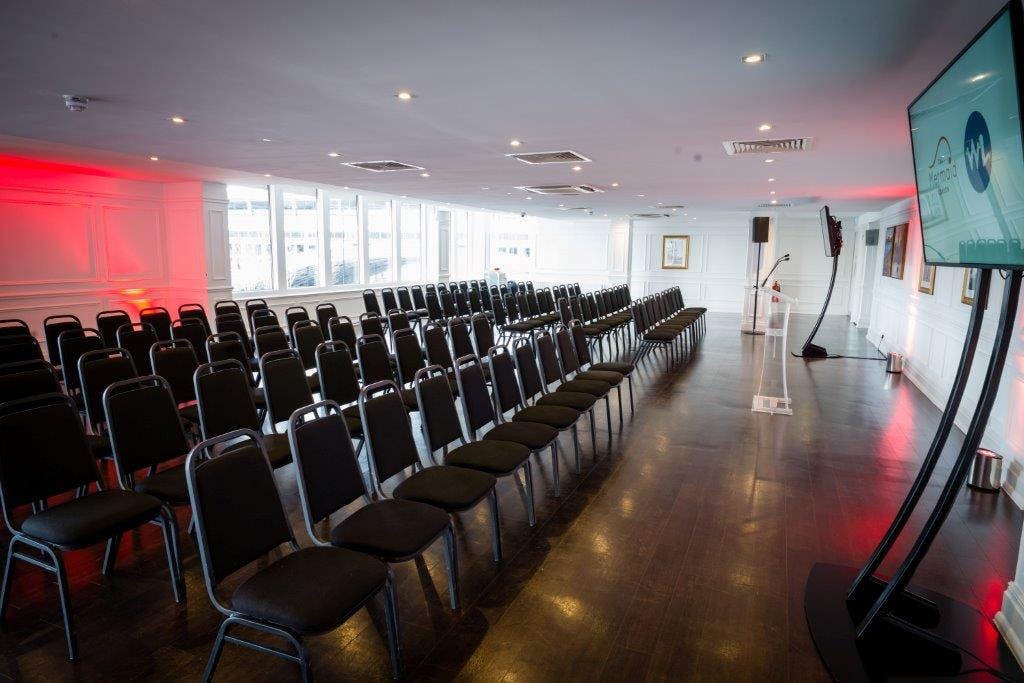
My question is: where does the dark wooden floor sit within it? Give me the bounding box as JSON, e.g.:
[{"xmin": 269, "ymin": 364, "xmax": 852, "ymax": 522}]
[{"xmin": 1, "ymin": 313, "xmax": 1020, "ymax": 681}]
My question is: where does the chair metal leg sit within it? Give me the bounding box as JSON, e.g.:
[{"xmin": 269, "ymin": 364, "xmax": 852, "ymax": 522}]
[
  {"xmin": 441, "ymin": 524, "xmax": 460, "ymax": 610},
  {"xmin": 45, "ymin": 547, "xmax": 77, "ymax": 660},
  {"xmin": 382, "ymin": 574, "xmax": 403, "ymax": 679},
  {"xmin": 0, "ymin": 540, "xmax": 17, "ymax": 623},
  {"xmin": 203, "ymin": 619, "xmax": 232, "ymax": 682},
  {"xmin": 101, "ymin": 533, "xmax": 120, "ymax": 576},
  {"xmin": 522, "ymin": 460, "xmax": 536, "ymax": 526},
  {"xmin": 550, "ymin": 441, "xmax": 560, "ymax": 497},
  {"xmin": 588, "ymin": 409, "xmax": 597, "ymax": 453},
  {"xmin": 488, "ymin": 489, "xmax": 502, "ymax": 562},
  {"xmin": 616, "ymin": 386, "xmax": 623, "ymax": 427},
  {"xmin": 159, "ymin": 508, "xmax": 185, "ymax": 603},
  {"xmin": 604, "ymin": 396, "xmax": 612, "ymax": 437},
  {"xmin": 572, "ymin": 425, "xmax": 582, "ymax": 474}
]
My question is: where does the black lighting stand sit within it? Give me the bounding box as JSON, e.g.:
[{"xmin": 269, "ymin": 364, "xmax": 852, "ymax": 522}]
[
  {"xmin": 805, "ymin": 268, "xmax": 1024, "ymax": 681},
  {"xmin": 795, "ymin": 253, "xmax": 839, "ymax": 358}
]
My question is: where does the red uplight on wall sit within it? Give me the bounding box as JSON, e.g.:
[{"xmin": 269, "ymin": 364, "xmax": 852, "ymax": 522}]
[{"xmin": 119, "ymin": 288, "xmax": 152, "ymax": 313}]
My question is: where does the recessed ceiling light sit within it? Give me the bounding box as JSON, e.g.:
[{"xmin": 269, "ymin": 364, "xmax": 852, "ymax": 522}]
[
  {"xmin": 342, "ymin": 186, "xmax": 349, "ymax": 190},
  {"xmin": 149, "ymin": 156, "xmax": 159, "ymax": 161},
  {"xmin": 261, "ymin": 138, "xmax": 273, "ymax": 143},
  {"xmin": 770, "ymin": 190, "xmax": 776, "ymax": 195},
  {"xmin": 506, "ymin": 192, "xmax": 512, "ymax": 195},
  {"xmin": 672, "ymin": 208, "xmax": 677, "ymax": 211},
  {"xmin": 770, "ymin": 199, "xmax": 778, "ymax": 204},
  {"xmin": 611, "ymin": 182, "xmax": 619, "ymax": 187},
  {"xmin": 764, "ymin": 158, "xmax": 775, "ymax": 163},
  {"xmin": 263, "ymin": 173, "xmax": 271, "ymax": 177},
  {"xmin": 420, "ymin": 172, "xmax": 430, "ymax": 177},
  {"xmin": 636, "ymin": 194, "xmax": 645, "ymax": 198},
  {"xmin": 768, "ymin": 177, "xmax": 776, "ymax": 182},
  {"xmin": 572, "ymin": 165, "xmax": 582, "ymax": 172},
  {"xmin": 168, "ymin": 115, "xmax": 187, "ymax": 125},
  {"xmin": 396, "ymin": 90, "xmax": 414, "ymax": 100},
  {"xmin": 328, "ymin": 152, "xmax": 340, "ymax": 157},
  {"xmin": 758, "ymin": 123, "xmax": 773, "ymax": 132},
  {"xmin": 742, "ymin": 53, "xmax": 766, "ymax": 64},
  {"xmin": 558, "ymin": 203, "xmax": 565, "ymax": 207},
  {"xmin": 509, "ymin": 139, "xmax": 522, "ymax": 147},
  {"xmin": 526, "ymin": 196, "xmax": 532, "ymax": 200},
  {"xmin": 482, "ymin": 186, "xmax": 490, "ymax": 190}
]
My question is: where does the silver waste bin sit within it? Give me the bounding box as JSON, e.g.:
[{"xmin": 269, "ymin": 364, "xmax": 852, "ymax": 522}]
[
  {"xmin": 968, "ymin": 448, "xmax": 1002, "ymax": 492},
  {"xmin": 886, "ymin": 352, "xmax": 903, "ymax": 374}
]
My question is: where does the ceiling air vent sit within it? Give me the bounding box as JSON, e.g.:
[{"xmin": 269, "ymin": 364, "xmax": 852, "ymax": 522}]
[
  {"xmin": 722, "ymin": 137, "xmax": 813, "ymax": 155},
  {"xmin": 342, "ymin": 160, "xmax": 424, "ymax": 172},
  {"xmin": 657, "ymin": 204, "xmax": 687, "ymax": 210},
  {"xmin": 507, "ymin": 150, "xmax": 591, "ymax": 165},
  {"xmin": 517, "ymin": 184, "xmax": 603, "ymax": 195},
  {"xmin": 631, "ymin": 213, "xmax": 671, "ymax": 219},
  {"xmin": 756, "ymin": 202, "xmax": 792, "ymax": 208}
]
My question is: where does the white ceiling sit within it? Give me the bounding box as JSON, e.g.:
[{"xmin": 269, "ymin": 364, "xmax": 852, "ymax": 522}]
[{"xmin": 0, "ymin": 0, "xmax": 1009, "ymax": 218}]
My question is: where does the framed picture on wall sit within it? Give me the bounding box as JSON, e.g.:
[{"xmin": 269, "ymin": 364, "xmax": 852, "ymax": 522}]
[
  {"xmin": 918, "ymin": 265, "xmax": 937, "ymax": 295},
  {"xmin": 882, "ymin": 223, "xmax": 908, "ymax": 279},
  {"xmin": 882, "ymin": 227, "xmax": 895, "ymax": 277},
  {"xmin": 661, "ymin": 235, "xmax": 690, "ymax": 269},
  {"xmin": 961, "ymin": 268, "xmax": 985, "ymax": 307}
]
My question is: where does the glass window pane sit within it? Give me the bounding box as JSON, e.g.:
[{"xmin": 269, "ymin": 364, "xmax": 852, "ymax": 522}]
[
  {"xmin": 399, "ymin": 203, "xmax": 422, "ymax": 282},
  {"xmin": 452, "ymin": 211, "xmax": 470, "ymax": 278},
  {"xmin": 227, "ymin": 185, "xmax": 273, "ymax": 292},
  {"xmin": 283, "ymin": 190, "xmax": 320, "ymax": 289},
  {"xmin": 366, "ymin": 199, "xmax": 393, "ymax": 283},
  {"xmin": 328, "ymin": 196, "xmax": 359, "ymax": 285}
]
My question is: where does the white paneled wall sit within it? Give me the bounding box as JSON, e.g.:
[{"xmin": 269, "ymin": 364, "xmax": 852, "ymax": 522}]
[
  {"xmin": 529, "ymin": 217, "xmax": 630, "ymax": 290},
  {"xmin": 861, "ymin": 197, "xmax": 1024, "ymax": 505}
]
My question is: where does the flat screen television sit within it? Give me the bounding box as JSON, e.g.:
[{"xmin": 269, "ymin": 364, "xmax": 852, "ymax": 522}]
[
  {"xmin": 908, "ymin": 1, "xmax": 1024, "ymax": 268},
  {"xmin": 820, "ymin": 205, "xmax": 842, "ymax": 257}
]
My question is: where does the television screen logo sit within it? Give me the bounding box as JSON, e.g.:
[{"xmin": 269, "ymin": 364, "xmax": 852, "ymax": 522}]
[{"xmin": 963, "ymin": 110, "xmax": 992, "ymax": 192}]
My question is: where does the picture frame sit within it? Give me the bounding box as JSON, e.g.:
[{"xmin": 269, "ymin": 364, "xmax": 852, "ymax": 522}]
[
  {"xmin": 882, "ymin": 223, "xmax": 908, "ymax": 279},
  {"xmin": 918, "ymin": 264, "xmax": 937, "ymax": 295},
  {"xmin": 961, "ymin": 268, "xmax": 984, "ymax": 307},
  {"xmin": 661, "ymin": 235, "xmax": 690, "ymax": 270}
]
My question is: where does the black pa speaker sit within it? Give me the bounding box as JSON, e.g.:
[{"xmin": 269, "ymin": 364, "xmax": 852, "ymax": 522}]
[
  {"xmin": 752, "ymin": 216, "xmax": 770, "ymax": 243},
  {"xmin": 865, "ymin": 228, "xmax": 879, "ymax": 246}
]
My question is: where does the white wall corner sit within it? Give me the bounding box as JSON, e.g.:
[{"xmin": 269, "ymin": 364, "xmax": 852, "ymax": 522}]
[{"xmin": 996, "ymin": 582, "xmax": 1024, "ymax": 669}]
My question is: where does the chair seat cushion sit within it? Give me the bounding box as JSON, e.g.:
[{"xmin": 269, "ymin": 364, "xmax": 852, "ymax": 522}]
[
  {"xmin": 179, "ymin": 403, "xmax": 200, "ymax": 422},
  {"xmin": 330, "ymin": 499, "xmax": 449, "ymax": 559},
  {"xmin": 557, "ymin": 379, "xmax": 611, "ymax": 397},
  {"xmin": 445, "ymin": 440, "xmax": 531, "ymax": 475},
  {"xmin": 86, "ymin": 433, "xmax": 112, "ymax": 459},
  {"xmin": 512, "ymin": 405, "xmax": 579, "ymax": 429},
  {"xmin": 643, "ymin": 330, "xmax": 677, "ymax": 342},
  {"xmin": 134, "ymin": 465, "xmax": 188, "ymax": 503},
  {"xmin": 232, "ymin": 546, "xmax": 386, "ymax": 634},
  {"xmin": 306, "ymin": 372, "xmax": 320, "ymax": 393},
  {"xmin": 250, "ymin": 387, "xmax": 266, "ymax": 409},
  {"xmin": 483, "ymin": 421, "xmax": 558, "ymax": 450},
  {"xmin": 539, "ymin": 314, "xmax": 561, "ymax": 324},
  {"xmin": 575, "ymin": 370, "xmax": 622, "ymax": 386},
  {"xmin": 589, "ymin": 361, "xmax": 634, "ymax": 375},
  {"xmin": 262, "ymin": 433, "xmax": 293, "ymax": 468},
  {"xmin": 580, "ymin": 325, "xmax": 608, "ymax": 335},
  {"xmin": 399, "ymin": 388, "xmax": 420, "ymax": 412},
  {"xmin": 393, "ymin": 466, "xmax": 496, "ymax": 512},
  {"xmin": 503, "ymin": 322, "xmax": 538, "ymax": 333},
  {"xmin": 21, "ymin": 489, "xmax": 162, "ymax": 547},
  {"xmin": 536, "ymin": 391, "xmax": 597, "ymax": 410}
]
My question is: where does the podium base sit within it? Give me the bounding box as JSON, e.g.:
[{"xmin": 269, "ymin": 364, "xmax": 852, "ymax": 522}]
[
  {"xmin": 805, "ymin": 563, "xmax": 1022, "ymax": 682},
  {"xmin": 742, "ymin": 328, "xmax": 766, "ymax": 336}
]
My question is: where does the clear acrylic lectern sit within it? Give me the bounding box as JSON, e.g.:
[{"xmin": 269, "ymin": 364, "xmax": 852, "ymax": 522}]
[{"xmin": 751, "ymin": 286, "xmax": 796, "ymax": 416}]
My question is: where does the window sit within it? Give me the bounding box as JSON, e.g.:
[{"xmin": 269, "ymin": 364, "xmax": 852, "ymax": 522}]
[
  {"xmin": 451, "ymin": 211, "xmax": 470, "ymax": 278},
  {"xmin": 365, "ymin": 199, "xmax": 393, "ymax": 283},
  {"xmin": 227, "ymin": 185, "xmax": 274, "ymax": 292},
  {"xmin": 328, "ymin": 195, "xmax": 359, "ymax": 285},
  {"xmin": 282, "ymin": 190, "xmax": 320, "ymax": 288},
  {"xmin": 398, "ymin": 203, "xmax": 422, "ymax": 282},
  {"xmin": 490, "ymin": 214, "xmax": 535, "ymax": 277}
]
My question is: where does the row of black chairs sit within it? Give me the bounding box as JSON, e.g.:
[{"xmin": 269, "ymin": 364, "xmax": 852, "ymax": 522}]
[{"xmin": 631, "ymin": 287, "xmax": 706, "ymax": 368}]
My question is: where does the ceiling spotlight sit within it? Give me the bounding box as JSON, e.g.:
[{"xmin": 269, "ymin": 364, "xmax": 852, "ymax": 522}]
[
  {"xmin": 482, "ymin": 186, "xmax": 490, "ymax": 190},
  {"xmin": 168, "ymin": 115, "xmax": 187, "ymax": 124},
  {"xmin": 261, "ymin": 138, "xmax": 273, "ymax": 143},
  {"xmin": 61, "ymin": 94, "xmax": 89, "ymax": 112},
  {"xmin": 742, "ymin": 53, "xmax": 766, "ymax": 65},
  {"xmin": 768, "ymin": 177, "xmax": 776, "ymax": 182},
  {"xmin": 611, "ymin": 182, "xmax": 619, "ymax": 187},
  {"xmin": 263, "ymin": 173, "xmax": 271, "ymax": 177},
  {"xmin": 526, "ymin": 196, "xmax": 532, "ymax": 200},
  {"xmin": 558, "ymin": 203, "xmax": 565, "ymax": 207},
  {"xmin": 758, "ymin": 123, "xmax": 773, "ymax": 132},
  {"xmin": 328, "ymin": 152, "xmax": 340, "ymax": 157},
  {"xmin": 396, "ymin": 90, "xmax": 414, "ymax": 100},
  {"xmin": 570, "ymin": 165, "xmax": 582, "ymax": 172},
  {"xmin": 764, "ymin": 158, "xmax": 775, "ymax": 163},
  {"xmin": 770, "ymin": 199, "xmax": 778, "ymax": 204},
  {"xmin": 420, "ymin": 172, "xmax": 430, "ymax": 177},
  {"xmin": 149, "ymin": 156, "xmax": 159, "ymax": 161},
  {"xmin": 509, "ymin": 139, "xmax": 522, "ymax": 147},
  {"xmin": 770, "ymin": 190, "xmax": 776, "ymax": 195},
  {"xmin": 672, "ymin": 208, "xmax": 677, "ymax": 212},
  {"xmin": 636, "ymin": 194, "xmax": 645, "ymax": 198}
]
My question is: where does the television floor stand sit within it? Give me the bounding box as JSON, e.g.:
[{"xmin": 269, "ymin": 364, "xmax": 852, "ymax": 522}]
[{"xmin": 794, "ymin": 254, "xmax": 838, "ymax": 359}]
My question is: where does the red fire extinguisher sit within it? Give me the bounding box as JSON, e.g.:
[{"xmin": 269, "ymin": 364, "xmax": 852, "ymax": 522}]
[{"xmin": 771, "ymin": 280, "xmax": 781, "ymax": 303}]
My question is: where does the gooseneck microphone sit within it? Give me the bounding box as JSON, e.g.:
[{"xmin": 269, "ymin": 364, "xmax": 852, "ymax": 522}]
[{"xmin": 761, "ymin": 253, "xmax": 791, "ymax": 288}]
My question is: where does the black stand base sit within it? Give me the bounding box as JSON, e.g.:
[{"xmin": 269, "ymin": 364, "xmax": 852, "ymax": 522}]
[
  {"xmin": 801, "ymin": 342, "xmax": 829, "ymax": 358},
  {"xmin": 805, "ymin": 563, "xmax": 1022, "ymax": 682}
]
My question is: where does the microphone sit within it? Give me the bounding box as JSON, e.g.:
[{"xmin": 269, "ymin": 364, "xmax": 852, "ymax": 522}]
[{"xmin": 761, "ymin": 253, "xmax": 790, "ymax": 288}]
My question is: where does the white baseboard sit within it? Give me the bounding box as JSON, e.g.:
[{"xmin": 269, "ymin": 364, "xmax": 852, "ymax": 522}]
[{"xmin": 995, "ymin": 581, "xmax": 1024, "ymax": 670}]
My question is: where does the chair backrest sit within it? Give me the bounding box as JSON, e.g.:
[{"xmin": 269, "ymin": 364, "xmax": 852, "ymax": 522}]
[
  {"xmin": 288, "ymin": 402, "xmax": 367, "ymax": 535},
  {"xmin": 423, "ymin": 323, "xmax": 454, "ymax": 370},
  {"xmin": 426, "ymin": 290, "xmax": 444, "ymax": 322},
  {"xmin": 393, "ymin": 328, "xmax": 425, "ymax": 386},
  {"xmin": 513, "ymin": 339, "xmax": 545, "ymax": 402},
  {"xmin": 194, "ymin": 359, "xmax": 261, "ymax": 439},
  {"xmin": 453, "ymin": 290, "xmax": 471, "ymax": 317},
  {"xmin": 0, "ymin": 319, "xmax": 29, "ymax": 338},
  {"xmin": 249, "ymin": 308, "xmax": 279, "ymax": 334},
  {"xmin": 315, "ymin": 341, "xmax": 360, "ymax": 406},
  {"xmin": 490, "ymin": 295, "xmax": 507, "ymax": 326},
  {"xmin": 178, "ymin": 303, "xmax": 211, "ymax": 335},
  {"xmin": 381, "ymin": 288, "xmax": 399, "ymax": 313},
  {"xmin": 215, "ymin": 313, "xmax": 254, "ymax": 357},
  {"xmin": 260, "ymin": 350, "xmax": 314, "ymax": 430},
  {"xmin": 172, "ymin": 318, "xmax": 210, "ymax": 363},
  {"xmin": 468, "ymin": 289, "xmax": 483, "ymax": 314},
  {"xmin": 105, "ymin": 375, "xmax": 190, "ymax": 476},
  {"xmin": 140, "ymin": 307, "xmax": 173, "ymax": 341},
  {"xmin": 244, "ymin": 298, "xmax": 268, "ymax": 322},
  {"xmin": 0, "ymin": 335, "xmax": 43, "ymax": 366},
  {"xmin": 363, "ymin": 289, "xmax": 382, "ymax": 316},
  {"xmin": 504, "ymin": 294, "xmax": 520, "ymax": 322},
  {"xmin": 555, "ymin": 325, "xmax": 581, "ymax": 374},
  {"xmin": 440, "ymin": 291, "xmax": 457, "ymax": 318},
  {"xmin": 397, "ymin": 287, "xmax": 416, "ymax": 312},
  {"xmin": 388, "ymin": 311, "xmax": 412, "ymax": 344},
  {"xmin": 569, "ymin": 322, "xmax": 594, "ymax": 367},
  {"xmin": 536, "ymin": 332, "xmax": 566, "ymax": 385},
  {"xmin": 214, "ymin": 300, "xmax": 241, "ymax": 317},
  {"xmin": 471, "ymin": 314, "xmax": 494, "ymax": 357},
  {"xmin": 0, "ymin": 360, "xmax": 60, "ymax": 404},
  {"xmin": 292, "ymin": 320, "xmax": 324, "ymax": 370},
  {"xmin": 487, "ymin": 346, "xmax": 524, "ymax": 415},
  {"xmin": 186, "ymin": 431, "xmax": 294, "ymax": 587},
  {"xmin": 454, "ymin": 355, "xmax": 497, "ymax": 434},
  {"xmin": 411, "ymin": 285, "xmax": 427, "ymax": 310},
  {"xmin": 448, "ymin": 318, "xmax": 475, "ymax": 360},
  {"xmin": 557, "ymin": 298, "xmax": 573, "ymax": 326},
  {"xmin": 414, "ymin": 366, "xmax": 465, "ymax": 452},
  {"xmin": 525, "ymin": 291, "xmax": 541, "ymax": 317},
  {"xmin": 253, "ymin": 325, "xmax": 289, "ymax": 359},
  {"xmin": 117, "ymin": 322, "xmax": 158, "ymax": 374},
  {"xmin": 43, "ymin": 315, "xmax": 82, "ymax": 365},
  {"xmin": 150, "ymin": 339, "xmax": 199, "ymax": 406},
  {"xmin": 358, "ymin": 381, "xmax": 421, "ymax": 484},
  {"xmin": 328, "ymin": 315, "xmax": 358, "ymax": 350},
  {"xmin": 206, "ymin": 332, "xmax": 254, "ymax": 384},
  {"xmin": 285, "ymin": 306, "xmax": 310, "ymax": 338},
  {"xmin": 79, "ymin": 347, "xmax": 138, "ymax": 429},
  {"xmin": 359, "ymin": 312, "xmax": 384, "ymax": 339},
  {"xmin": 315, "ymin": 303, "xmax": 338, "ymax": 331},
  {"xmin": 0, "ymin": 394, "xmax": 100, "ymax": 512},
  {"xmin": 59, "ymin": 328, "xmax": 104, "ymax": 393},
  {"xmin": 96, "ymin": 310, "xmax": 132, "ymax": 347},
  {"xmin": 356, "ymin": 335, "xmax": 395, "ymax": 385}
]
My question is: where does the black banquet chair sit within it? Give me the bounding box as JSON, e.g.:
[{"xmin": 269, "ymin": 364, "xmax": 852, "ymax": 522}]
[
  {"xmin": 0, "ymin": 393, "xmax": 183, "ymax": 660},
  {"xmin": 186, "ymin": 429, "xmax": 401, "ymax": 680}
]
